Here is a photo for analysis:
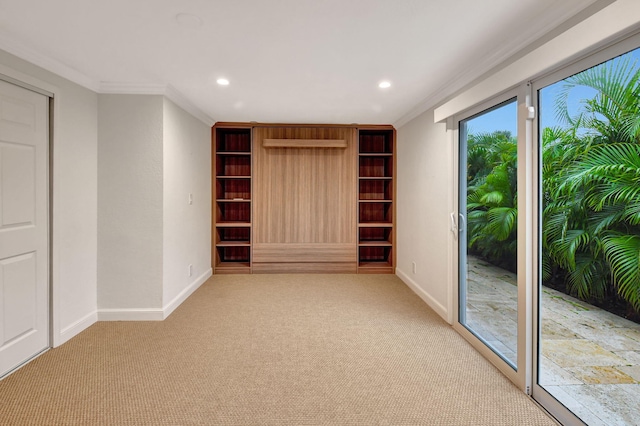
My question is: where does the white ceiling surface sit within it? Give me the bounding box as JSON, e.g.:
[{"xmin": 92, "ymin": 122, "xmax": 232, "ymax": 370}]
[{"xmin": 0, "ymin": 0, "xmax": 600, "ymax": 125}]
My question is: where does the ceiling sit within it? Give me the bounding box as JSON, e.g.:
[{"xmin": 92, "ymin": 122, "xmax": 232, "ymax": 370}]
[{"xmin": 0, "ymin": 0, "xmax": 602, "ymax": 125}]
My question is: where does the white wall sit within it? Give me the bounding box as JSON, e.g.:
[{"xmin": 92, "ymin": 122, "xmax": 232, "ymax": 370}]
[
  {"xmin": 97, "ymin": 95, "xmax": 164, "ymax": 315},
  {"xmin": 162, "ymin": 98, "xmax": 212, "ymax": 315},
  {"xmin": 97, "ymin": 95, "xmax": 211, "ymax": 320},
  {"xmin": 396, "ymin": 108, "xmax": 453, "ymax": 323},
  {"xmin": 53, "ymin": 80, "xmax": 99, "ymax": 342},
  {"xmin": 0, "ymin": 49, "xmax": 98, "ymax": 346}
]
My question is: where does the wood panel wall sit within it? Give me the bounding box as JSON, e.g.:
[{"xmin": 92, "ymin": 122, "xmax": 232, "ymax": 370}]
[{"xmin": 252, "ymin": 126, "xmax": 357, "ymax": 271}]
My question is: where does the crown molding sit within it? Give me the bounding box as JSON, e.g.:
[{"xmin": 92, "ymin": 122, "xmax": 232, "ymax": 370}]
[
  {"xmin": 393, "ymin": 0, "xmax": 613, "ymax": 129},
  {"xmin": 0, "ymin": 32, "xmax": 100, "ymax": 92},
  {"xmin": 393, "ymin": 32, "xmax": 538, "ymax": 128},
  {"xmin": 99, "ymin": 83, "xmax": 215, "ymax": 126},
  {"xmin": 99, "ymin": 81, "xmax": 166, "ymax": 95},
  {"xmin": 164, "ymin": 85, "xmax": 216, "ymax": 127},
  {"xmin": 0, "ymin": 35, "xmax": 215, "ymax": 126},
  {"xmin": 393, "ymin": 32, "xmax": 532, "ymax": 128},
  {"xmin": 100, "ymin": 82, "xmax": 215, "ymax": 126}
]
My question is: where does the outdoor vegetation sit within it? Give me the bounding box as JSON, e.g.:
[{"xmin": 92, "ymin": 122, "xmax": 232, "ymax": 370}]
[{"xmin": 466, "ymin": 56, "xmax": 640, "ymax": 320}]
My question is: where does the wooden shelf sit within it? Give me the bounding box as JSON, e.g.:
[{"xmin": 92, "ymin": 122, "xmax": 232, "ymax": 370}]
[
  {"xmin": 216, "ymin": 178, "xmax": 250, "ymax": 200},
  {"xmin": 217, "ymin": 201, "xmax": 251, "ymax": 223},
  {"xmin": 214, "ymin": 127, "xmax": 253, "ymax": 274},
  {"xmin": 359, "ymin": 226, "xmax": 392, "ymax": 245},
  {"xmin": 359, "ymin": 155, "xmax": 393, "ymax": 178},
  {"xmin": 359, "ymin": 129, "xmax": 394, "ymax": 154},
  {"xmin": 358, "ymin": 246, "xmax": 392, "ymax": 262},
  {"xmin": 216, "ymin": 222, "xmax": 251, "ymax": 227},
  {"xmin": 357, "ymin": 128, "xmax": 394, "ymax": 273},
  {"xmin": 358, "ymin": 263, "xmax": 395, "ymax": 274},
  {"xmin": 216, "ymin": 129, "xmax": 251, "ymax": 152},
  {"xmin": 216, "ymin": 151, "xmax": 251, "ymax": 156},
  {"xmin": 359, "ymin": 179, "xmax": 392, "ymax": 200},
  {"xmin": 359, "ymin": 201, "xmax": 392, "ymax": 223},
  {"xmin": 216, "ymin": 221, "xmax": 251, "ymax": 226},
  {"xmin": 358, "ymin": 261, "xmax": 393, "ymax": 268},
  {"xmin": 358, "ymin": 241, "xmax": 392, "ymax": 247},
  {"xmin": 263, "ymin": 138, "xmax": 347, "ymax": 148},
  {"xmin": 358, "ymin": 223, "xmax": 393, "ymax": 228},
  {"xmin": 216, "ymin": 241, "xmax": 251, "ymax": 247},
  {"xmin": 216, "ymin": 246, "xmax": 250, "ymax": 263},
  {"xmin": 214, "ymin": 262, "xmax": 251, "ymax": 274},
  {"xmin": 216, "ymin": 226, "xmax": 251, "ymax": 249},
  {"xmin": 216, "ymin": 261, "xmax": 250, "ymax": 267}
]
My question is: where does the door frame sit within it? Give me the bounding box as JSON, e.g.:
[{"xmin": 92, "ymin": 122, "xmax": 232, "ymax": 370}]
[
  {"xmin": 0, "ymin": 64, "xmax": 59, "ymax": 353},
  {"xmin": 452, "ymin": 86, "xmax": 533, "ymax": 391}
]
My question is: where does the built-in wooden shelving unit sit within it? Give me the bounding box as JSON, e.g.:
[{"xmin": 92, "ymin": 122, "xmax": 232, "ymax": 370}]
[
  {"xmin": 357, "ymin": 128, "xmax": 395, "ymax": 273},
  {"xmin": 213, "ymin": 126, "xmax": 252, "ymax": 274},
  {"xmin": 212, "ymin": 123, "xmax": 395, "ymax": 275}
]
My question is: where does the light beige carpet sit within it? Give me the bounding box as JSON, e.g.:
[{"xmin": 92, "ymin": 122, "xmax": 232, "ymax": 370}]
[{"xmin": 0, "ymin": 274, "xmax": 556, "ymax": 425}]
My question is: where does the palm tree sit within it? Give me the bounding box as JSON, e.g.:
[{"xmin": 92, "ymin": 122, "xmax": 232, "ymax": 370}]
[{"xmin": 543, "ymin": 53, "xmax": 640, "ymax": 312}]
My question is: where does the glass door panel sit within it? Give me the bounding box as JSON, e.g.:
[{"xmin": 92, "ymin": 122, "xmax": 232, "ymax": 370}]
[
  {"xmin": 459, "ymin": 99, "xmax": 519, "ymax": 368},
  {"xmin": 536, "ymin": 46, "xmax": 640, "ymax": 425}
]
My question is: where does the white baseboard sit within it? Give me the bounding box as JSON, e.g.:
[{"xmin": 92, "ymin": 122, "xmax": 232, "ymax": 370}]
[
  {"xmin": 55, "ymin": 310, "xmax": 98, "ymax": 347},
  {"xmin": 97, "ymin": 268, "xmax": 212, "ymax": 321},
  {"xmin": 396, "ymin": 268, "xmax": 451, "ymax": 324},
  {"xmin": 97, "ymin": 308, "xmax": 165, "ymax": 321},
  {"xmin": 162, "ymin": 268, "xmax": 212, "ymax": 319}
]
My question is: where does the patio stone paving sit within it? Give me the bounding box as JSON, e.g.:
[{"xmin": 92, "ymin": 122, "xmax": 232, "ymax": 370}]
[{"xmin": 465, "ymin": 256, "xmax": 640, "ymax": 426}]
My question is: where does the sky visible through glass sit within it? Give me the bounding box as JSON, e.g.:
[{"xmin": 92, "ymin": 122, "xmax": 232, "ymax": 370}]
[{"xmin": 466, "ymin": 48, "xmax": 640, "ymax": 136}]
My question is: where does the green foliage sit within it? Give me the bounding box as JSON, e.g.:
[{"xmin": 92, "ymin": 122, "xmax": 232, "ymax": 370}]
[
  {"xmin": 544, "ymin": 55, "xmax": 640, "ymax": 312},
  {"xmin": 466, "ymin": 131, "xmax": 518, "ymax": 271},
  {"xmin": 466, "ymin": 52, "xmax": 640, "ymax": 314},
  {"xmin": 602, "ymin": 233, "xmax": 640, "ymax": 312}
]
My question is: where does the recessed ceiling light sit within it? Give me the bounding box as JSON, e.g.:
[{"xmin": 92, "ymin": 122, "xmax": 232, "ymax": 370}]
[
  {"xmin": 378, "ymin": 81, "xmax": 391, "ymax": 89},
  {"xmin": 216, "ymin": 78, "xmax": 230, "ymax": 86},
  {"xmin": 175, "ymin": 13, "xmax": 202, "ymax": 29}
]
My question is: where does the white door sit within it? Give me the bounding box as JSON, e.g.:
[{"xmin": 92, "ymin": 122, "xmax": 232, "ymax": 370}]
[{"xmin": 0, "ymin": 79, "xmax": 49, "ymax": 378}]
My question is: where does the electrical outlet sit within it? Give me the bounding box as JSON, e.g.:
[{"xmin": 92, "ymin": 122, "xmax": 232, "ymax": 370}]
[
  {"xmin": 412, "ymin": 261, "xmax": 416, "ymax": 274},
  {"xmin": 188, "ymin": 193, "xmax": 193, "ymax": 205},
  {"xmin": 188, "ymin": 264, "xmax": 193, "ymax": 277}
]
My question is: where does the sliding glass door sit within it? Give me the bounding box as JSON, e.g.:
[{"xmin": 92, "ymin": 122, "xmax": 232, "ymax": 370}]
[
  {"xmin": 452, "ymin": 31, "xmax": 640, "ymax": 426},
  {"xmin": 458, "ymin": 97, "xmax": 520, "ymax": 372},
  {"xmin": 533, "ymin": 43, "xmax": 640, "ymax": 425}
]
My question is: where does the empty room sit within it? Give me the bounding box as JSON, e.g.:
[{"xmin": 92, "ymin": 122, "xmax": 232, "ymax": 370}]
[{"xmin": 1, "ymin": 1, "xmax": 639, "ymax": 424}]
